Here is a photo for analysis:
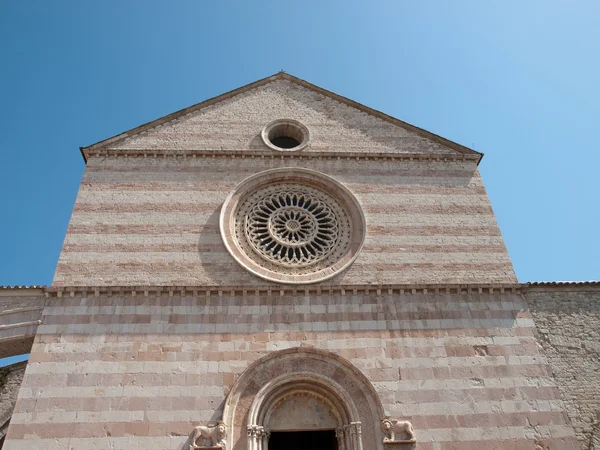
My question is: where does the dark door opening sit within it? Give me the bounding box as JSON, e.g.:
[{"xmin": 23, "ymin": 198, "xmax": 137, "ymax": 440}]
[{"xmin": 269, "ymin": 430, "xmax": 337, "ymax": 450}]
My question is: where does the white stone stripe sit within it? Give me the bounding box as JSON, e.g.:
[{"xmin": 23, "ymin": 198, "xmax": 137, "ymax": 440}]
[
  {"xmin": 2, "ymin": 437, "xmax": 185, "ymax": 450},
  {"xmin": 56, "ymin": 251, "xmax": 512, "ymax": 264},
  {"xmin": 22, "ymin": 355, "xmax": 543, "ymax": 377},
  {"xmin": 34, "ymin": 335, "xmax": 529, "ymax": 354},
  {"xmin": 41, "ymin": 301, "xmax": 527, "ymax": 316},
  {"xmin": 52, "ymin": 270, "xmax": 516, "ymax": 285},
  {"xmin": 3, "ymin": 425, "xmax": 574, "ymax": 444},
  {"xmin": 11, "ymin": 402, "xmax": 567, "ymax": 425},
  {"xmin": 68, "ymin": 212, "xmax": 500, "ymax": 227},
  {"xmin": 17, "ymin": 384, "xmax": 225, "ymax": 398},
  {"xmin": 373, "ymin": 375, "xmax": 557, "ymax": 391},
  {"xmin": 35, "ymin": 318, "xmax": 534, "ymax": 336},
  {"xmin": 394, "ymin": 400, "xmax": 569, "ymax": 417},
  {"xmin": 63, "ymin": 234, "xmax": 508, "ymax": 246},
  {"xmin": 82, "ymin": 172, "xmax": 484, "ymax": 186},
  {"xmin": 74, "ymin": 191, "xmax": 494, "ymax": 205},
  {"xmin": 8, "ymin": 406, "xmax": 564, "ymax": 426},
  {"xmin": 10, "ymin": 409, "xmax": 217, "ymax": 425},
  {"xmin": 31, "ymin": 335, "xmax": 536, "ymax": 353},
  {"xmin": 416, "ymin": 424, "xmax": 574, "ymax": 442}
]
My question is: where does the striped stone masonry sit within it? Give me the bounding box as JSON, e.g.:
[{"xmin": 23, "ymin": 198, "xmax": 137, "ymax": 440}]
[
  {"xmin": 53, "ymin": 156, "xmax": 515, "ymax": 287},
  {"xmin": 3, "ymin": 286, "xmax": 577, "ymax": 449}
]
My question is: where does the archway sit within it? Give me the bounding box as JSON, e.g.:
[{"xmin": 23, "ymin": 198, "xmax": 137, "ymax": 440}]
[{"xmin": 223, "ymin": 348, "xmax": 384, "ymax": 450}]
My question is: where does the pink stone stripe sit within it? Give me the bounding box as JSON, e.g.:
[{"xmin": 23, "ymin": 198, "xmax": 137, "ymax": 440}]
[{"xmin": 54, "ymin": 262, "xmax": 513, "ymax": 273}]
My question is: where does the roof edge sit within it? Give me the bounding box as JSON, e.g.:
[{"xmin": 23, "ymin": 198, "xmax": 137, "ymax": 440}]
[
  {"xmin": 80, "ymin": 72, "xmax": 483, "ymax": 164},
  {"xmin": 81, "ymin": 148, "xmax": 480, "ymax": 164},
  {"xmin": 80, "ymin": 72, "xmax": 286, "ymax": 155}
]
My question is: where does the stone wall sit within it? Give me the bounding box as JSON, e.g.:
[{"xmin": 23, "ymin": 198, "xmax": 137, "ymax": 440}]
[
  {"xmin": 104, "ymin": 78, "xmax": 466, "ymax": 157},
  {"xmin": 1, "ymin": 361, "xmax": 27, "ymax": 442},
  {"xmin": 3, "ymin": 288, "xmax": 577, "ymax": 449},
  {"xmin": 52, "ymin": 155, "xmax": 514, "ymax": 287},
  {"xmin": 525, "ymin": 285, "xmax": 600, "ymax": 450}
]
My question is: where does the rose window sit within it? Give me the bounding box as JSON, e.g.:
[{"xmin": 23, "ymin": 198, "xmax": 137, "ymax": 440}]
[
  {"xmin": 244, "ymin": 188, "xmax": 342, "ymax": 267},
  {"xmin": 220, "ymin": 168, "xmax": 366, "ymax": 284}
]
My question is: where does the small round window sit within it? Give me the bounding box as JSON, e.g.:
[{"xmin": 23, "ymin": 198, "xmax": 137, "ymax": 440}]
[{"xmin": 261, "ymin": 119, "xmax": 310, "ymax": 152}]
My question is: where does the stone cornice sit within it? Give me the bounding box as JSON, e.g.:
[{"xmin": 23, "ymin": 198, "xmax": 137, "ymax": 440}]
[
  {"xmin": 4, "ymin": 283, "xmax": 600, "ymax": 297},
  {"xmin": 44, "ymin": 283, "xmax": 527, "ymax": 298},
  {"xmin": 82, "ymin": 148, "xmax": 480, "ymax": 164}
]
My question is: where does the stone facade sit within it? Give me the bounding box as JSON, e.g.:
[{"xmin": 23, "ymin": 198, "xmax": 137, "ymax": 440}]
[
  {"xmin": 525, "ymin": 285, "xmax": 600, "ymax": 449},
  {"xmin": 1, "ymin": 73, "xmax": 595, "ymax": 450},
  {"xmin": 52, "ymin": 77, "xmax": 514, "ymax": 287},
  {"xmin": 4, "ymin": 287, "xmax": 578, "ymax": 449},
  {"xmin": 54, "ymin": 156, "xmax": 515, "ymax": 287}
]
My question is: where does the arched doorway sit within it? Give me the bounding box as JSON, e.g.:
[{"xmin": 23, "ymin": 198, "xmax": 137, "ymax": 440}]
[{"xmin": 223, "ymin": 348, "xmax": 384, "ymax": 450}]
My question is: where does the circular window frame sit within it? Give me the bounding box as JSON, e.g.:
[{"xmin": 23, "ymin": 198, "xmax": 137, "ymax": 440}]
[
  {"xmin": 261, "ymin": 119, "xmax": 310, "ymax": 152},
  {"xmin": 220, "ymin": 168, "xmax": 366, "ymax": 284}
]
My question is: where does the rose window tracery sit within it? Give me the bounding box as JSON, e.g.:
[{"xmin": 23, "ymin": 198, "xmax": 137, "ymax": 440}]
[
  {"xmin": 220, "ymin": 168, "xmax": 366, "ymax": 284},
  {"xmin": 243, "ymin": 187, "xmax": 344, "ymax": 268}
]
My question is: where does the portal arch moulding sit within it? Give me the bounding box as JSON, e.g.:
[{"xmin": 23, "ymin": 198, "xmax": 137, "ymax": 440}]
[{"xmin": 222, "ymin": 347, "xmax": 386, "ymax": 450}]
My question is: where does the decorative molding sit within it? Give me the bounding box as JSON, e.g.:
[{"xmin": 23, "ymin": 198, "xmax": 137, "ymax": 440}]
[
  {"xmin": 81, "ymin": 148, "xmax": 480, "ymax": 164},
  {"xmin": 43, "ymin": 283, "xmax": 528, "ymax": 298},
  {"xmin": 18, "ymin": 282, "xmax": 600, "ymax": 295}
]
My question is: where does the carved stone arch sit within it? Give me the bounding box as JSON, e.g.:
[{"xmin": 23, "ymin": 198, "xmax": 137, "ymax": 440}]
[{"xmin": 223, "ymin": 347, "xmax": 385, "ymax": 450}]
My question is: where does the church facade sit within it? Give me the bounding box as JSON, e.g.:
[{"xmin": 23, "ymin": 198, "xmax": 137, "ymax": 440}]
[{"xmin": 1, "ymin": 73, "xmax": 599, "ymax": 450}]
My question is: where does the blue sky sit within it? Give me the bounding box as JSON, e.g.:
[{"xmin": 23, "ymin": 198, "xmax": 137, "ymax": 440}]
[{"xmin": 1, "ymin": 0, "xmax": 599, "ymax": 294}]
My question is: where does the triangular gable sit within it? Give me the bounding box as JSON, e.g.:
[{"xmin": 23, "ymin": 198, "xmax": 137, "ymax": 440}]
[{"xmin": 81, "ymin": 72, "xmax": 482, "ymax": 163}]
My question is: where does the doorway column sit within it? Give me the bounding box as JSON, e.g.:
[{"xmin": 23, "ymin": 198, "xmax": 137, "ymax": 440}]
[
  {"xmin": 247, "ymin": 425, "xmax": 270, "ymax": 450},
  {"xmin": 344, "ymin": 421, "xmax": 363, "ymax": 450}
]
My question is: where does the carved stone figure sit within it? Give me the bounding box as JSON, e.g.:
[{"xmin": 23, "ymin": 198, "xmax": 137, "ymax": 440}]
[
  {"xmin": 381, "ymin": 419, "xmax": 416, "ymax": 443},
  {"xmin": 189, "ymin": 422, "xmax": 227, "ymax": 449}
]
